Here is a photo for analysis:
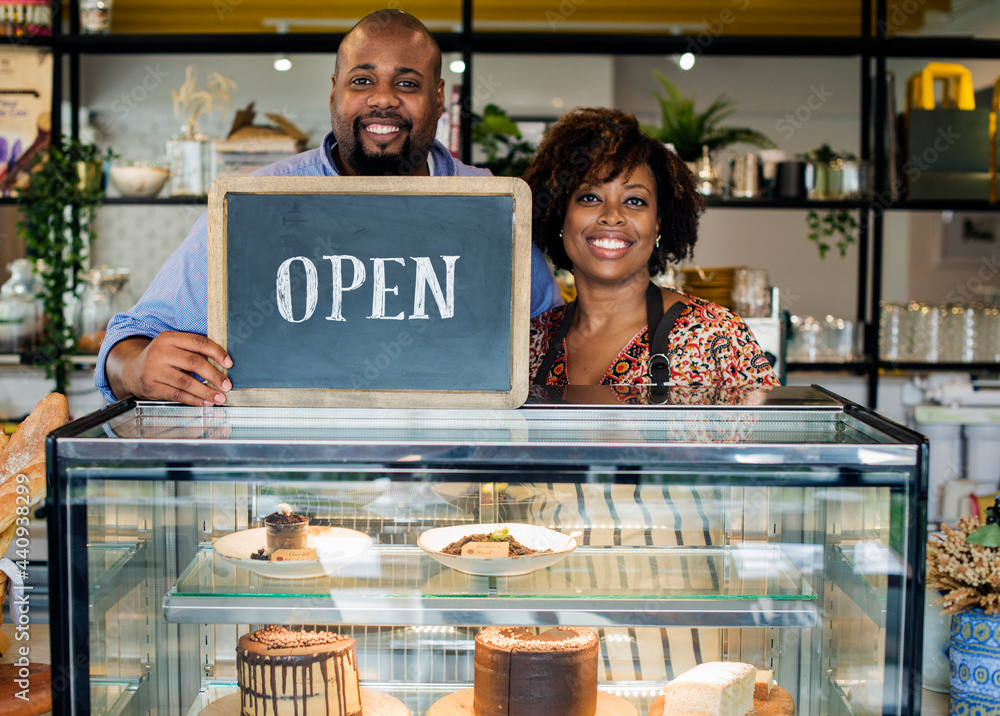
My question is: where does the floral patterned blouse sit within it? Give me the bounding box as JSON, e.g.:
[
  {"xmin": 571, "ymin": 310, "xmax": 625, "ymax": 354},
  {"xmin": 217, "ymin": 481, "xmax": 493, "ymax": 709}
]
[{"xmin": 529, "ymin": 291, "xmax": 779, "ymax": 387}]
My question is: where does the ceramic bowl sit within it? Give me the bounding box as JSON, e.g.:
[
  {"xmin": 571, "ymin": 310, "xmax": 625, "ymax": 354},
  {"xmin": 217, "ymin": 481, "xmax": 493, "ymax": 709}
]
[{"xmin": 109, "ymin": 164, "xmax": 170, "ymax": 198}]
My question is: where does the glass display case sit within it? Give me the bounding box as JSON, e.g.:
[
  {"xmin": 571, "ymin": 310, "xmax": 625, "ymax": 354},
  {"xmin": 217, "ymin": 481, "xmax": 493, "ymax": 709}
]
[{"xmin": 46, "ymin": 385, "xmax": 927, "ymax": 716}]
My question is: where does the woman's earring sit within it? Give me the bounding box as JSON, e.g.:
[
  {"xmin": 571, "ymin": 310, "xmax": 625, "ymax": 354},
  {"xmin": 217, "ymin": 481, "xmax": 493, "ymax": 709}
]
[
  {"xmin": 655, "ymin": 234, "xmax": 661, "ymax": 248},
  {"xmin": 559, "ymin": 230, "xmax": 564, "ymax": 239}
]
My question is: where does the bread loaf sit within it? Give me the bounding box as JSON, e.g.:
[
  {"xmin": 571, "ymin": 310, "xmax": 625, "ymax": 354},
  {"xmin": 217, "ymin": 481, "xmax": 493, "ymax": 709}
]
[
  {"xmin": 0, "ymin": 458, "xmax": 45, "ymax": 534},
  {"xmin": 0, "ymin": 392, "xmax": 68, "ymax": 479},
  {"xmin": 0, "ymin": 393, "xmax": 70, "ymax": 534},
  {"xmin": 662, "ymin": 662, "xmax": 756, "ymax": 716}
]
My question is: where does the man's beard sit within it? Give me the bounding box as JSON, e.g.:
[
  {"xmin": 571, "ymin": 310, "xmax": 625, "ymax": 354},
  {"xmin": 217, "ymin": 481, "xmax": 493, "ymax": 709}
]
[{"xmin": 345, "ymin": 115, "xmax": 430, "ymax": 176}]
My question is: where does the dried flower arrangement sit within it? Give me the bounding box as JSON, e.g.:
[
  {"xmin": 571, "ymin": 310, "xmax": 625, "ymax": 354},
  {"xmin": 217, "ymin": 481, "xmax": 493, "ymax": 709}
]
[
  {"xmin": 926, "ymin": 497, "xmax": 1000, "ymax": 615},
  {"xmin": 172, "ymin": 65, "xmax": 238, "ymax": 140}
]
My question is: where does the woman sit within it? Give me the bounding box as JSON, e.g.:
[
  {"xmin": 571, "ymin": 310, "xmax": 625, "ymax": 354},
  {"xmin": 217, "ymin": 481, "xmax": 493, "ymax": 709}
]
[{"xmin": 524, "ymin": 107, "xmax": 778, "ymax": 388}]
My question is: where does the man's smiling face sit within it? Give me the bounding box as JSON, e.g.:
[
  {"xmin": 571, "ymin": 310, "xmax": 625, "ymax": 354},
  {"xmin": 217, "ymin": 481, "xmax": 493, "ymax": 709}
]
[{"xmin": 330, "ymin": 24, "xmax": 445, "ymax": 176}]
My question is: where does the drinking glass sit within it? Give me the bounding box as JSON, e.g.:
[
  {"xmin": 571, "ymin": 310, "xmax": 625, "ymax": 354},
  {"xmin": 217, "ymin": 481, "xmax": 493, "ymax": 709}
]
[
  {"xmin": 732, "ymin": 268, "xmax": 770, "ymax": 318},
  {"xmin": 879, "ymin": 302, "xmax": 905, "ymax": 361},
  {"xmin": 909, "ymin": 302, "xmax": 942, "ymax": 363},
  {"xmin": 974, "ymin": 306, "xmax": 1000, "ymax": 363}
]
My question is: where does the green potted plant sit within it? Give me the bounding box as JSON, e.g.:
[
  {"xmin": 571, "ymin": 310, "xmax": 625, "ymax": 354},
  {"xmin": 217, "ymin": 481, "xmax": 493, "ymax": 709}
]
[
  {"xmin": 16, "ymin": 136, "xmax": 115, "ymax": 391},
  {"xmin": 641, "ymin": 70, "xmax": 776, "ymax": 162},
  {"xmin": 471, "ymin": 104, "xmax": 537, "ymax": 177},
  {"xmin": 800, "ymin": 144, "xmax": 863, "ymax": 259}
]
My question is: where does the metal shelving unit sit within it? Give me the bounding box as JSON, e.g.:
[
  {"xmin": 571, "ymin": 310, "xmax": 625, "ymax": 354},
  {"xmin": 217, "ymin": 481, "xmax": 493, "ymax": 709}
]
[{"xmin": 44, "ymin": 0, "xmax": 1000, "ymax": 407}]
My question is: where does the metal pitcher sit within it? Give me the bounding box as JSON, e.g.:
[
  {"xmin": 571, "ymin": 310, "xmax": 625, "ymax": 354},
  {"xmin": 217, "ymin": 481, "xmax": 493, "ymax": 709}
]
[{"xmin": 728, "ymin": 153, "xmax": 763, "ymax": 198}]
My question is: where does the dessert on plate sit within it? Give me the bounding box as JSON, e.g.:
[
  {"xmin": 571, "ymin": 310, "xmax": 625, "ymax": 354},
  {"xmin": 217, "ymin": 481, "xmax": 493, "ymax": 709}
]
[
  {"xmin": 473, "ymin": 626, "xmax": 599, "ymax": 716},
  {"xmin": 236, "ymin": 625, "xmax": 362, "ymax": 716},
  {"xmin": 649, "ymin": 661, "xmax": 795, "ymax": 716}
]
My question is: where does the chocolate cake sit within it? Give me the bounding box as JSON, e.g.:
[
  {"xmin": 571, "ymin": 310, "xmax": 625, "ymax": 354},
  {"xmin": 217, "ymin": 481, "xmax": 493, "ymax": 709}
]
[
  {"xmin": 473, "ymin": 626, "xmax": 599, "ymax": 716},
  {"xmin": 237, "ymin": 625, "xmax": 362, "ymax": 716}
]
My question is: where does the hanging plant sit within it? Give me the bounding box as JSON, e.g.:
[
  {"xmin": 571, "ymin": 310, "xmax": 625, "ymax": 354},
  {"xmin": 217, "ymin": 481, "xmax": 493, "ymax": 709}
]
[
  {"xmin": 801, "ymin": 144, "xmax": 859, "ymax": 259},
  {"xmin": 805, "ymin": 208, "xmax": 858, "ymax": 259},
  {"xmin": 16, "ymin": 136, "xmax": 115, "ymax": 391}
]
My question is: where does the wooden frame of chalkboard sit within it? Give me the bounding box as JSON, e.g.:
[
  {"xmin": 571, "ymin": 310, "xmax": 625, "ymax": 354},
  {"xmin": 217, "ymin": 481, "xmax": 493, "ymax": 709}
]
[{"xmin": 207, "ymin": 176, "xmax": 532, "ymax": 408}]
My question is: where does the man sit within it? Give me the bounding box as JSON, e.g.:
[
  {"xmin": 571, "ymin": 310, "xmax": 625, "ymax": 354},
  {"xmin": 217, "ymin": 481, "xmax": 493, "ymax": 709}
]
[{"xmin": 96, "ymin": 9, "xmax": 560, "ymax": 407}]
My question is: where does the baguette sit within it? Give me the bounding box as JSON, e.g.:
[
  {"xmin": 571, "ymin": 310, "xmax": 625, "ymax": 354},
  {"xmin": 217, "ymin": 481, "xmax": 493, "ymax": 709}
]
[
  {"xmin": 0, "ymin": 392, "xmax": 69, "ymax": 537},
  {"xmin": 0, "ymin": 392, "xmax": 69, "ymax": 479},
  {"xmin": 0, "ymin": 458, "xmax": 45, "ymax": 534}
]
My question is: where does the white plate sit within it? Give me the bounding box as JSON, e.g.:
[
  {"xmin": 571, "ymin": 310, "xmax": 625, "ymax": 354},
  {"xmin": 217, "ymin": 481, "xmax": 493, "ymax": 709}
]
[
  {"xmin": 213, "ymin": 526, "xmax": 371, "ymax": 580},
  {"xmin": 417, "ymin": 523, "xmax": 577, "ymax": 577}
]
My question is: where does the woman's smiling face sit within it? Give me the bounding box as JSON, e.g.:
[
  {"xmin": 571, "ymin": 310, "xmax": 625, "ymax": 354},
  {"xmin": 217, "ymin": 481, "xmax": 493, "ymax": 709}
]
[{"xmin": 561, "ymin": 163, "xmax": 660, "ymax": 284}]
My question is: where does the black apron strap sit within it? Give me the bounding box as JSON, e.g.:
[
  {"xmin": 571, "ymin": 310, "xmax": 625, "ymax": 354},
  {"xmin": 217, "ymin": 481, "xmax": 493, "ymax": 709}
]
[
  {"xmin": 645, "ymin": 281, "xmax": 664, "ymax": 335},
  {"xmin": 533, "ymin": 302, "xmax": 575, "ymax": 385},
  {"xmin": 533, "ymin": 282, "xmax": 687, "ymax": 387},
  {"xmin": 648, "ymin": 286, "xmax": 687, "ymax": 386}
]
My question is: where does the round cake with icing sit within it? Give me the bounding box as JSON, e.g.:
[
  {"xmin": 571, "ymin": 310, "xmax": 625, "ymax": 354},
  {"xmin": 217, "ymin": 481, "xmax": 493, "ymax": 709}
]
[
  {"xmin": 237, "ymin": 625, "xmax": 363, "ymax": 716},
  {"xmin": 473, "ymin": 626, "xmax": 599, "ymax": 716}
]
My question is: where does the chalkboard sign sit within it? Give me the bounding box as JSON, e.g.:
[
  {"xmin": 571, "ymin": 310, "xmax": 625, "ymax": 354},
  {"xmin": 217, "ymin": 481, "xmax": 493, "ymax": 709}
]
[{"xmin": 207, "ymin": 176, "xmax": 531, "ymax": 408}]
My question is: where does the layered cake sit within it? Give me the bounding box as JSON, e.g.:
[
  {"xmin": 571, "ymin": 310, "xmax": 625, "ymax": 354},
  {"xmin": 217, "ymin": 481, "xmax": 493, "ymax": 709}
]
[
  {"xmin": 649, "ymin": 663, "xmax": 795, "ymax": 716},
  {"xmin": 661, "ymin": 662, "xmax": 755, "ymax": 716},
  {"xmin": 473, "ymin": 626, "xmax": 599, "ymax": 716},
  {"xmin": 237, "ymin": 625, "xmax": 363, "ymax": 716}
]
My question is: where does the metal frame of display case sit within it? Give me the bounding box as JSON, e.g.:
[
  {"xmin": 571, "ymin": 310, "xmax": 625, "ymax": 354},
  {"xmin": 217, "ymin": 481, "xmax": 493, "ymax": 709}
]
[{"xmin": 46, "ymin": 386, "xmax": 928, "ymax": 716}]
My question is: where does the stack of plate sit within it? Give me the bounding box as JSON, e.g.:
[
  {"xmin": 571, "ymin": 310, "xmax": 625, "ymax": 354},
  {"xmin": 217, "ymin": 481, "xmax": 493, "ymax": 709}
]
[{"xmin": 680, "ymin": 266, "xmax": 744, "ymax": 309}]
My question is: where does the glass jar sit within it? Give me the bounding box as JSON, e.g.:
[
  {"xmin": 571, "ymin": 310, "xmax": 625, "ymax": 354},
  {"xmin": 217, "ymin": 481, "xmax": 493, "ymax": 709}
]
[
  {"xmin": 264, "ymin": 511, "xmax": 310, "ymax": 556},
  {"xmin": 0, "ymin": 258, "xmax": 43, "ymax": 353},
  {"xmin": 75, "ymin": 266, "xmax": 130, "ymax": 354}
]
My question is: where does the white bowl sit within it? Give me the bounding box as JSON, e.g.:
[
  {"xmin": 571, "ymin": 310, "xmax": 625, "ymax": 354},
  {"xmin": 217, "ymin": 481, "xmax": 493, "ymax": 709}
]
[
  {"xmin": 417, "ymin": 523, "xmax": 577, "ymax": 577},
  {"xmin": 109, "ymin": 165, "xmax": 169, "ymax": 198}
]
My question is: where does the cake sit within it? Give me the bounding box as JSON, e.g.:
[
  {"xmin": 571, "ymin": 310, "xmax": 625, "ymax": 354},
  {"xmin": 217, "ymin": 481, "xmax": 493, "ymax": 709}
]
[
  {"xmin": 754, "ymin": 670, "xmax": 775, "ymax": 701},
  {"xmin": 473, "ymin": 626, "xmax": 599, "ymax": 716},
  {"xmin": 237, "ymin": 625, "xmax": 363, "ymax": 716},
  {"xmin": 661, "ymin": 662, "xmax": 755, "ymax": 716},
  {"xmin": 648, "ymin": 663, "xmax": 795, "ymax": 716}
]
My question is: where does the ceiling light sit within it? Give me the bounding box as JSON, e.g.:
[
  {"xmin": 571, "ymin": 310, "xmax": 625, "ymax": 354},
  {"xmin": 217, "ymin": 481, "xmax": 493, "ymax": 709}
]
[
  {"xmin": 449, "ymin": 59, "xmax": 466, "ymax": 74},
  {"xmin": 678, "ymin": 52, "xmax": 695, "ymax": 70},
  {"xmin": 274, "ymin": 55, "xmax": 292, "ymax": 72}
]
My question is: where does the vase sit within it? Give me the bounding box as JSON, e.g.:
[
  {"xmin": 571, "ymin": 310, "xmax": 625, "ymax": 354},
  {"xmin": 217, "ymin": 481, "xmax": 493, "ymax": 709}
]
[
  {"xmin": 166, "ymin": 136, "xmax": 211, "ymax": 196},
  {"xmin": 923, "ymin": 589, "xmax": 952, "ymax": 693},
  {"xmin": 949, "ymin": 608, "xmax": 1000, "ymax": 716}
]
